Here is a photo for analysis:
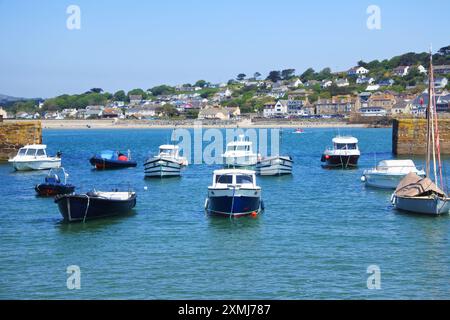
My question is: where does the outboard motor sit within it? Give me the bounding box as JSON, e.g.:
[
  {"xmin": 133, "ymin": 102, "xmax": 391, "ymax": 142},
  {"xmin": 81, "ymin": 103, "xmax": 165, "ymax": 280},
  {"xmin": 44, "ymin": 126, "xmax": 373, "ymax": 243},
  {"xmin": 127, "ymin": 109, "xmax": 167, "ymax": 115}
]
[{"xmin": 56, "ymin": 151, "xmax": 62, "ymax": 158}]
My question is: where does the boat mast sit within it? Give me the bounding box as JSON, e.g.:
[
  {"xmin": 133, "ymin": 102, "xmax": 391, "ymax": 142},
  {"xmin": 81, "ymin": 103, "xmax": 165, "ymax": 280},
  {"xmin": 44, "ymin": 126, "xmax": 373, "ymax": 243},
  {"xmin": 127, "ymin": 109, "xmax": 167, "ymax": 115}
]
[{"xmin": 429, "ymin": 52, "xmax": 438, "ymax": 186}]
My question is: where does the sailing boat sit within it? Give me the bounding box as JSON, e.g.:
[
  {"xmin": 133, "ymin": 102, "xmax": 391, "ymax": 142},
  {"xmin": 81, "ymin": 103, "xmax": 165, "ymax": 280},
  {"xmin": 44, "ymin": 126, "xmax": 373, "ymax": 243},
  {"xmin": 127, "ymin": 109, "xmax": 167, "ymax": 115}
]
[{"xmin": 391, "ymin": 53, "xmax": 450, "ymax": 215}]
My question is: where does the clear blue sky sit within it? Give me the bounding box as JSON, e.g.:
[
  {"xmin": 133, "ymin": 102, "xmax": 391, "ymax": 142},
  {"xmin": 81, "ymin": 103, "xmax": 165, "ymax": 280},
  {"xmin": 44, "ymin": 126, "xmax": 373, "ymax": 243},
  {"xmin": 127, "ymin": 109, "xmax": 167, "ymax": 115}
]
[{"xmin": 1, "ymin": 0, "xmax": 449, "ymax": 98}]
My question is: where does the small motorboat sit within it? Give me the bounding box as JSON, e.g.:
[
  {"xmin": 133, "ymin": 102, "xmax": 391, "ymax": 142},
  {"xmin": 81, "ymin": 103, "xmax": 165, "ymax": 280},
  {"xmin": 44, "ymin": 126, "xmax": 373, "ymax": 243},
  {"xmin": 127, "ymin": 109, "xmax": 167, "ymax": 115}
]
[
  {"xmin": 35, "ymin": 167, "xmax": 75, "ymax": 196},
  {"xmin": 205, "ymin": 169, "xmax": 263, "ymax": 217},
  {"xmin": 8, "ymin": 144, "xmax": 62, "ymax": 171},
  {"xmin": 293, "ymin": 128, "xmax": 304, "ymax": 134},
  {"xmin": 221, "ymin": 135, "xmax": 259, "ymax": 168},
  {"xmin": 256, "ymin": 155, "xmax": 293, "ymax": 176},
  {"xmin": 55, "ymin": 190, "xmax": 137, "ymax": 222},
  {"xmin": 144, "ymin": 145, "xmax": 188, "ymax": 178},
  {"xmin": 90, "ymin": 150, "xmax": 137, "ymax": 170},
  {"xmin": 361, "ymin": 160, "xmax": 425, "ymax": 189},
  {"xmin": 321, "ymin": 136, "xmax": 360, "ymax": 169}
]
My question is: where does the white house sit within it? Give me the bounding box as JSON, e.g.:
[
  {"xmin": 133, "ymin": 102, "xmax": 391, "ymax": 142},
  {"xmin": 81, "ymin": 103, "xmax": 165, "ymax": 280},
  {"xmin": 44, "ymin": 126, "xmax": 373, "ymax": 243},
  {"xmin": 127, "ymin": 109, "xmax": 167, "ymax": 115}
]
[
  {"xmin": 435, "ymin": 77, "xmax": 449, "ymax": 89},
  {"xmin": 348, "ymin": 66, "xmax": 369, "ymax": 76},
  {"xmin": 417, "ymin": 65, "xmax": 427, "ymax": 74},
  {"xmin": 321, "ymin": 80, "xmax": 333, "ymax": 88},
  {"xmin": 393, "ymin": 66, "xmax": 410, "ymax": 77},
  {"xmin": 366, "ymin": 84, "xmax": 381, "ymax": 91},
  {"xmin": 356, "ymin": 77, "xmax": 375, "ymax": 85},
  {"xmin": 288, "ymin": 78, "xmax": 303, "ymax": 88},
  {"xmin": 335, "ymin": 78, "xmax": 349, "ymax": 87},
  {"xmin": 358, "ymin": 106, "xmax": 387, "ymax": 117},
  {"xmin": 0, "ymin": 107, "xmax": 8, "ymax": 119},
  {"xmin": 263, "ymin": 100, "xmax": 288, "ymax": 117}
]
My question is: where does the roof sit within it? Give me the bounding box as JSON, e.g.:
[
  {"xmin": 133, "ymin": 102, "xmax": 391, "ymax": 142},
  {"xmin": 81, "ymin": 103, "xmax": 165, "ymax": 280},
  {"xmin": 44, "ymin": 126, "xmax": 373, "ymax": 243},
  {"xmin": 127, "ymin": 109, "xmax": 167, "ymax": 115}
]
[
  {"xmin": 332, "ymin": 136, "xmax": 358, "ymax": 144},
  {"xmin": 377, "ymin": 160, "xmax": 416, "ymax": 168},
  {"xmin": 213, "ymin": 169, "xmax": 256, "ymax": 175},
  {"xmin": 159, "ymin": 144, "xmax": 179, "ymax": 150},
  {"xmin": 22, "ymin": 144, "xmax": 47, "ymax": 149}
]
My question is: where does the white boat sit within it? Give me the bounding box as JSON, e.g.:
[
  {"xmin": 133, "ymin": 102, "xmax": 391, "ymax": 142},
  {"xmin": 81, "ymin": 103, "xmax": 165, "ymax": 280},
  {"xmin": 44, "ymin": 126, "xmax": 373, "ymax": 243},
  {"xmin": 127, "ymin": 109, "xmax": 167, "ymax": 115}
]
[
  {"xmin": 321, "ymin": 136, "xmax": 360, "ymax": 168},
  {"xmin": 391, "ymin": 54, "xmax": 450, "ymax": 216},
  {"xmin": 221, "ymin": 135, "xmax": 260, "ymax": 167},
  {"xmin": 144, "ymin": 145, "xmax": 188, "ymax": 178},
  {"xmin": 255, "ymin": 155, "xmax": 293, "ymax": 176},
  {"xmin": 8, "ymin": 144, "xmax": 61, "ymax": 171},
  {"xmin": 361, "ymin": 160, "xmax": 425, "ymax": 189},
  {"xmin": 205, "ymin": 169, "xmax": 263, "ymax": 217}
]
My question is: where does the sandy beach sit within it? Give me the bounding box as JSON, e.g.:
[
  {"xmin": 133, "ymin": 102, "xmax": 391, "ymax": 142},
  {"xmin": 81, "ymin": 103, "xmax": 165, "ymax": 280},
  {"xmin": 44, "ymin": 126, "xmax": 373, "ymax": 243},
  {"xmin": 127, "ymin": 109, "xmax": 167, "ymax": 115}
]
[{"xmin": 40, "ymin": 119, "xmax": 369, "ymax": 130}]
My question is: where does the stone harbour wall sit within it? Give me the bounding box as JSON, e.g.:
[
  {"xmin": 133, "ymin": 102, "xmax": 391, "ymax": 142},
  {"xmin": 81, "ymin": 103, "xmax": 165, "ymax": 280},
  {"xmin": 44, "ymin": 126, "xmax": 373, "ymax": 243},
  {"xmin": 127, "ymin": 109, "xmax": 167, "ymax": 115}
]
[
  {"xmin": 0, "ymin": 120, "xmax": 42, "ymax": 161},
  {"xmin": 392, "ymin": 118, "xmax": 450, "ymax": 155}
]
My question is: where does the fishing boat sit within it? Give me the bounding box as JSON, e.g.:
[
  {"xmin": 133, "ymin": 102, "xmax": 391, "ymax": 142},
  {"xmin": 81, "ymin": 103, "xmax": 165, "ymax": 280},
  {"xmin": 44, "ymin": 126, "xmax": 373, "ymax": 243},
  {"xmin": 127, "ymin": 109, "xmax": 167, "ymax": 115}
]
[
  {"xmin": 391, "ymin": 53, "xmax": 450, "ymax": 216},
  {"xmin": 321, "ymin": 136, "xmax": 360, "ymax": 168},
  {"xmin": 35, "ymin": 167, "xmax": 75, "ymax": 196},
  {"xmin": 222, "ymin": 135, "xmax": 259, "ymax": 167},
  {"xmin": 55, "ymin": 190, "xmax": 137, "ymax": 222},
  {"xmin": 361, "ymin": 160, "xmax": 425, "ymax": 189},
  {"xmin": 89, "ymin": 150, "xmax": 137, "ymax": 169},
  {"xmin": 144, "ymin": 145, "xmax": 188, "ymax": 178},
  {"xmin": 205, "ymin": 169, "xmax": 263, "ymax": 217},
  {"xmin": 255, "ymin": 155, "xmax": 293, "ymax": 176},
  {"xmin": 8, "ymin": 144, "xmax": 61, "ymax": 171}
]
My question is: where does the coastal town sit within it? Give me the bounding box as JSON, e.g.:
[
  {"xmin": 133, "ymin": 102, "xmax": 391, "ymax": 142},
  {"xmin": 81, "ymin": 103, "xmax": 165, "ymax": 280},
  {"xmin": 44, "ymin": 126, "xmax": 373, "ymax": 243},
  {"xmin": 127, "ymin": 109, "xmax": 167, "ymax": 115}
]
[{"xmin": 1, "ymin": 46, "xmax": 449, "ymax": 125}]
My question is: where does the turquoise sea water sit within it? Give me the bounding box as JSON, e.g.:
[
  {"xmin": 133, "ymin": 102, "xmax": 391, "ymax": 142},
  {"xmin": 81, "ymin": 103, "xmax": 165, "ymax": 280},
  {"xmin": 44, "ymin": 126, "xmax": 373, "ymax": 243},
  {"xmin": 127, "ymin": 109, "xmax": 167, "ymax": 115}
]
[{"xmin": 0, "ymin": 127, "xmax": 449, "ymax": 299}]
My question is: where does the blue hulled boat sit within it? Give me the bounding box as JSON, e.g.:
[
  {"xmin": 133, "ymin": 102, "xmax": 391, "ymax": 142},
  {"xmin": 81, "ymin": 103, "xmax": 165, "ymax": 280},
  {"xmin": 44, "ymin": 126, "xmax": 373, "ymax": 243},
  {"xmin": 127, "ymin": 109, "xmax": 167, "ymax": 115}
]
[
  {"xmin": 35, "ymin": 168, "xmax": 75, "ymax": 196},
  {"xmin": 90, "ymin": 150, "xmax": 137, "ymax": 169},
  {"xmin": 55, "ymin": 190, "xmax": 137, "ymax": 222},
  {"xmin": 205, "ymin": 169, "xmax": 263, "ymax": 217}
]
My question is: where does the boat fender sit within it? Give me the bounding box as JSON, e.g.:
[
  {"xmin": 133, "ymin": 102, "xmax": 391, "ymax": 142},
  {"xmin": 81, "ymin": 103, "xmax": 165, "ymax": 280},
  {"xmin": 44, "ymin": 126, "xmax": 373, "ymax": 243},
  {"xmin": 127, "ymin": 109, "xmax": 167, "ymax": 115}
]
[{"xmin": 360, "ymin": 175, "xmax": 366, "ymax": 182}]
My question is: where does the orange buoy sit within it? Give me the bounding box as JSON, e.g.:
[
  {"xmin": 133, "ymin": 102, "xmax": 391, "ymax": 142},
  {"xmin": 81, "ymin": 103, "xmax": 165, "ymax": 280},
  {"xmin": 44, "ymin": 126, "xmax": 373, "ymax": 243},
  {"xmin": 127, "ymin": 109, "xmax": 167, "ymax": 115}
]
[{"xmin": 250, "ymin": 211, "xmax": 258, "ymax": 218}]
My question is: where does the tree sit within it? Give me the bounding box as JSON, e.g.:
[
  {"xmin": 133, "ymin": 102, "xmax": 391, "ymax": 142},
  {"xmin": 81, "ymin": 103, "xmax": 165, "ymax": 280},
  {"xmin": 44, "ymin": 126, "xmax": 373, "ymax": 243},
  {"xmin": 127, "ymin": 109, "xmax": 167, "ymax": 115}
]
[
  {"xmin": 113, "ymin": 90, "xmax": 127, "ymax": 102},
  {"xmin": 254, "ymin": 72, "xmax": 261, "ymax": 80},
  {"xmin": 281, "ymin": 69, "xmax": 295, "ymax": 80},
  {"xmin": 300, "ymin": 68, "xmax": 316, "ymax": 82},
  {"xmin": 237, "ymin": 73, "xmax": 246, "ymax": 81},
  {"xmin": 160, "ymin": 104, "xmax": 178, "ymax": 117},
  {"xmin": 127, "ymin": 88, "xmax": 146, "ymax": 99},
  {"xmin": 195, "ymin": 80, "xmax": 207, "ymax": 88},
  {"xmin": 266, "ymin": 70, "xmax": 282, "ymax": 82},
  {"xmin": 89, "ymin": 88, "xmax": 103, "ymax": 94},
  {"xmin": 317, "ymin": 68, "xmax": 332, "ymax": 81},
  {"xmin": 148, "ymin": 85, "xmax": 174, "ymax": 96}
]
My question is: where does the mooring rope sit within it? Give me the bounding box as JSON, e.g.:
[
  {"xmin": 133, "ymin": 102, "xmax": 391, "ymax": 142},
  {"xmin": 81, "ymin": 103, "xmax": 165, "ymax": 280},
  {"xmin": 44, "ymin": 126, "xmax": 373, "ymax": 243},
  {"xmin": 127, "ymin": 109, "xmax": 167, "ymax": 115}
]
[{"xmin": 82, "ymin": 194, "xmax": 90, "ymax": 223}]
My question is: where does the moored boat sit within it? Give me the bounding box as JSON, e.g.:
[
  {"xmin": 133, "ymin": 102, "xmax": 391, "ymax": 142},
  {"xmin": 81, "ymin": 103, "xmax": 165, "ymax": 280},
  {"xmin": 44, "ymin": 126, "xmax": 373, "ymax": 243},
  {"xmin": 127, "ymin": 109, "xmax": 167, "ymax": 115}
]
[
  {"xmin": 55, "ymin": 190, "xmax": 137, "ymax": 222},
  {"xmin": 205, "ymin": 169, "xmax": 263, "ymax": 217},
  {"xmin": 144, "ymin": 145, "xmax": 188, "ymax": 178},
  {"xmin": 8, "ymin": 144, "xmax": 61, "ymax": 171},
  {"xmin": 90, "ymin": 150, "xmax": 137, "ymax": 169},
  {"xmin": 256, "ymin": 155, "xmax": 293, "ymax": 176},
  {"xmin": 293, "ymin": 128, "xmax": 304, "ymax": 134},
  {"xmin": 361, "ymin": 160, "xmax": 425, "ymax": 189},
  {"xmin": 321, "ymin": 136, "xmax": 360, "ymax": 169},
  {"xmin": 221, "ymin": 135, "xmax": 259, "ymax": 168},
  {"xmin": 35, "ymin": 167, "xmax": 75, "ymax": 196},
  {"xmin": 391, "ymin": 53, "xmax": 450, "ymax": 216}
]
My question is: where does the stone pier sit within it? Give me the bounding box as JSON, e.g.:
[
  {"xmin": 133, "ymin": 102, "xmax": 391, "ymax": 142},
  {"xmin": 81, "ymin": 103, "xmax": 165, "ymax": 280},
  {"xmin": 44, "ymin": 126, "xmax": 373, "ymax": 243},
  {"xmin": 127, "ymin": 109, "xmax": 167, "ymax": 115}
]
[
  {"xmin": 0, "ymin": 120, "xmax": 42, "ymax": 161},
  {"xmin": 392, "ymin": 118, "xmax": 450, "ymax": 155}
]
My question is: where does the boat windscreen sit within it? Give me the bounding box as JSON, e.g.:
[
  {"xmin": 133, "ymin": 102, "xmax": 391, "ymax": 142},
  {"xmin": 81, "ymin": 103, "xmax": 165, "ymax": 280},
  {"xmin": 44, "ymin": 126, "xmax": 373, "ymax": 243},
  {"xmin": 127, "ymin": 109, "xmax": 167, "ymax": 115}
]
[
  {"xmin": 236, "ymin": 175, "xmax": 253, "ymax": 184},
  {"xmin": 216, "ymin": 175, "xmax": 233, "ymax": 184},
  {"xmin": 18, "ymin": 149, "xmax": 26, "ymax": 156},
  {"xmin": 99, "ymin": 150, "xmax": 117, "ymax": 160},
  {"xmin": 25, "ymin": 149, "xmax": 37, "ymax": 156}
]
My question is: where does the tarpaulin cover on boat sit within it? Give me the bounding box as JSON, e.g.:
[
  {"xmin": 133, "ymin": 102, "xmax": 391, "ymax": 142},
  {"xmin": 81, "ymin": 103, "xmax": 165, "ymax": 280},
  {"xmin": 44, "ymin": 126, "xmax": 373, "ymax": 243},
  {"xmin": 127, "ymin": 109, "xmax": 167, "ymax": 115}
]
[{"xmin": 394, "ymin": 172, "xmax": 446, "ymax": 197}]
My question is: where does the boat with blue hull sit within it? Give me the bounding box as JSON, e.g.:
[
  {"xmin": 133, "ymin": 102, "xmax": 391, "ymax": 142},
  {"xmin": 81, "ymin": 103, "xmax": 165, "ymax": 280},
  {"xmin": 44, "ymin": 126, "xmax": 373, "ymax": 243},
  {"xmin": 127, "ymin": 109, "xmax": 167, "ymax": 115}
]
[
  {"xmin": 35, "ymin": 168, "xmax": 75, "ymax": 196},
  {"xmin": 205, "ymin": 169, "xmax": 263, "ymax": 217},
  {"xmin": 90, "ymin": 150, "xmax": 137, "ymax": 170},
  {"xmin": 55, "ymin": 191, "xmax": 137, "ymax": 222}
]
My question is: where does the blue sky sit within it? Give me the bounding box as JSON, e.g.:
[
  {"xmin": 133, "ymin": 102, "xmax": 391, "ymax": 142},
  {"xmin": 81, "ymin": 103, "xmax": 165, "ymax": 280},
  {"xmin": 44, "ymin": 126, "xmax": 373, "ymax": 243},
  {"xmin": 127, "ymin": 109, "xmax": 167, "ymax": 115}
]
[{"xmin": 0, "ymin": 0, "xmax": 449, "ymax": 98}]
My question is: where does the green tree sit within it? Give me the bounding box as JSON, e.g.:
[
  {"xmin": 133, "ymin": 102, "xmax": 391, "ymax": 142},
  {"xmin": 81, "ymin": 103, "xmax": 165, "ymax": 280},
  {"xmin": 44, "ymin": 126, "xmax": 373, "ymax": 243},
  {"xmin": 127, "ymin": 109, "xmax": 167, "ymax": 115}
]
[
  {"xmin": 237, "ymin": 73, "xmax": 246, "ymax": 81},
  {"xmin": 195, "ymin": 80, "xmax": 207, "ymax": 88},
  {"xmin": 113, "ymin": 90, "xmax": 127, "ymax": 102},
  {"xmin": 281, "ymin": 69, "xmax": 295, "ymax": 80},
  {"xmin": 254, "ymin": 72, "xmax": 261, "ymax": 80},
  {"xmin": 300, "ymin": 68, "xmax": 316, "ymax": 82},
  {"xmin": 266, "ymin": 70, "xmax": 282, "ymax": 82}
]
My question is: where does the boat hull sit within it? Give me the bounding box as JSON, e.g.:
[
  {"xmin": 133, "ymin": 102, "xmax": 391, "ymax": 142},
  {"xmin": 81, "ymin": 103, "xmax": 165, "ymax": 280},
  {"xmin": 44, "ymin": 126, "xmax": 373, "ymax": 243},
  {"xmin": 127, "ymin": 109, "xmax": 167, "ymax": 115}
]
[
  {"xmin": 321, "ymin": 154, "xmax": 359, "ymax": 168},
  {"xmin": 55, "ymin": 193, "xmax": 137, "ymax": 222},
  {"xmin": 223, "ymin": 155, "xmax": 258, "ymax": 168},
  {"xmin": 144, "ymin": 158, "xmax": 181, "ymax": 178},
  {"xmin": 256, "ymin": 156, "xmax": 293, "ymax": 176},
  {"xmin": 10, "ymin": 159, "xmax": 61, "ymax": 171},
  {"xmin": 392, "ymin": 195, "xmax": 450, "ymax": 215},
  {"xmin": 89, "ymin": 157, "xmax": 137, "ymax": 170},
  {"xmin": 205, "ymin": 188, "xmax": 262, "ymax": 217},
  {"xmin": 363, "ymin": 173, "xmax": 419, "ymax": 189},
  {"xmin": 35, "ymin": 183, "xmax": 75, "ymax": 197}
]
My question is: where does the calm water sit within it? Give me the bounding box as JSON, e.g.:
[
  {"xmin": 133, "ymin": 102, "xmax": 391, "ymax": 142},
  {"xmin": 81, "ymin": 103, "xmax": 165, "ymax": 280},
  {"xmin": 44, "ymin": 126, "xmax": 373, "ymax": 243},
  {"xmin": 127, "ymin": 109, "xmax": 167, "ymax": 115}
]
[{"xmin": 0, "ymin": 127, "xmax": 449, "ymax": 299}]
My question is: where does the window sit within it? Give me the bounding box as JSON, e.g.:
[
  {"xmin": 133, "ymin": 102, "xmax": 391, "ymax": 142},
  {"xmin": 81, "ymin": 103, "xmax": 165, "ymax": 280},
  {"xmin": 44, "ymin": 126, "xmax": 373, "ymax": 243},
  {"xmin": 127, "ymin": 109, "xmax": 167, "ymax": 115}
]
[
  {"xmin": 216, "ymin": 175, "xmax": 233, "ymax": 184},
  {"xmin": 26, "ymin": 149, "xmax": 37, "ymax": 156},
  {"xmin": 236, "ymin": 175, "xmax": 253, "ymax": 184},
  {"xmin": 36, "ymin": 149, "xmax": 45, "ymax": 156},
  {"xmin": 18, "ymin": 149, "xmax": 26, "ymax": 156}
]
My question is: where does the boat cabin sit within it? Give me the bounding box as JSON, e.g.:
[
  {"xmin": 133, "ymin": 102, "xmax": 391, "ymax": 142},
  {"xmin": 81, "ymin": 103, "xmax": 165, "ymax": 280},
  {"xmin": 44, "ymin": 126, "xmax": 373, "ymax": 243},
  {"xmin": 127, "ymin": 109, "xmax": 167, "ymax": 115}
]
[
  {"xmin": 159, "ymin": 145, "xmax": 180, "ymax": 158},
  {"xmin": 332, "ymin": 137, "xmax": 359, "ymax": 150},
  {"xmin": 16, "ymin": 144, "xmax": 48, "ymax": 158},
  {"xmin": 225, "ymin": 135, "xmax": 254, "ymax": 153},
  {"xmin": 211, "ymin": 169, "xmax": 258, "ymax": 188}
]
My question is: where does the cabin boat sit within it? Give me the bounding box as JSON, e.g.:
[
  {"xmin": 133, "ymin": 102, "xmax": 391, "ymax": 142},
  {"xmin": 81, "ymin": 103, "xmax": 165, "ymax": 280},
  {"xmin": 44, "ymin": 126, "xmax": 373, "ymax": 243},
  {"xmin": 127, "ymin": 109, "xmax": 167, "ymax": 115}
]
[
  {"xmin": 35, "ymin": 167, "xmax": 75, "ymax": 196},
  {"xmin": 89, "ymin": 150, "xmax": 137, "ymax": 170},
  {"xmin": 256, "ymin": 155, "xmax": 293, "ymax": 176},
  {"xmin": 144, "ymin": 145, "xmax": 188, "ymax": 178},
  {"xmin": 391, "ymin": 54, "xmax": 450, "ymax": 215},
  {"xmin": 8, "ymin": 144, "xmax": 61, "ymax": 171},
  {"xmin": 55, "ymin": 190, "xmax": 137, "ymax": 222},
  {"xmin": 361, "ymin": 160, "xmax": 425, "ymax": 189},
  {"xmin": 222, "ymin": 135, "xmax": 259, "ymax": 167},
  {"xmin": 321, "ymin": 136, "xmax": 360, "ymax": 168},
  {"xmin": 205, "ymin": 169, "xmax": 263, "ymax": 217}
]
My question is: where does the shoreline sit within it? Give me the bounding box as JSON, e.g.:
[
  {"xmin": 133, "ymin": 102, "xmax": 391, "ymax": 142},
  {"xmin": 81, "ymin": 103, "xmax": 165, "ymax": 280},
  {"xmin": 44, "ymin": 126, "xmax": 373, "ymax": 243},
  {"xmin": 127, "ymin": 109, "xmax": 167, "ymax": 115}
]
[{"xmin": 38, "ymin": 119, "xmax": 374, "ymax": 130}]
